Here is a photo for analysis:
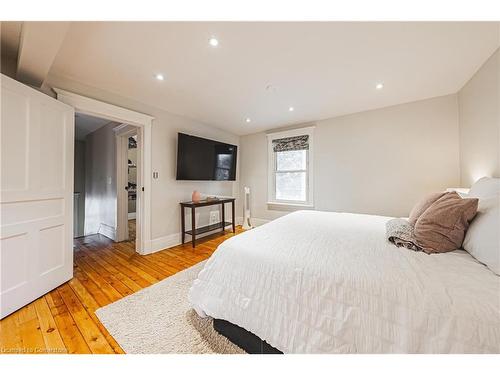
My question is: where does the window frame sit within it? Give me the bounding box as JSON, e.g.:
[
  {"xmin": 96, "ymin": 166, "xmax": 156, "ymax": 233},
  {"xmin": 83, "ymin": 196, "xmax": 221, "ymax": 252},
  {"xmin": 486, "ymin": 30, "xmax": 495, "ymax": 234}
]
[{"xmin": 267, "ymin": 126, "xmax": 315, "ymax": 208}]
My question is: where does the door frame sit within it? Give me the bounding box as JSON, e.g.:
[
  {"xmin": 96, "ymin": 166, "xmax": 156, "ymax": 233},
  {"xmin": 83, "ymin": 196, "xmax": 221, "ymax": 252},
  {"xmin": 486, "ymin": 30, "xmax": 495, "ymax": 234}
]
[
  {"xmin": 54, "ymin": 88, "xmax": 154, "ymax": 254},
  {"xmin": 114, "ymin": 125, "xmax": 140, "ymax": 246}
]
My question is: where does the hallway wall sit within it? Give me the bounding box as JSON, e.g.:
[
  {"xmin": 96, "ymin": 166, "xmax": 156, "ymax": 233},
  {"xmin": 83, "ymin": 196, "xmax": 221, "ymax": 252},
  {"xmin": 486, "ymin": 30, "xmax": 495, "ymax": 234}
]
[{"xmin": 84, "ymin": 121, "xmax": 120, "ymax": 239}]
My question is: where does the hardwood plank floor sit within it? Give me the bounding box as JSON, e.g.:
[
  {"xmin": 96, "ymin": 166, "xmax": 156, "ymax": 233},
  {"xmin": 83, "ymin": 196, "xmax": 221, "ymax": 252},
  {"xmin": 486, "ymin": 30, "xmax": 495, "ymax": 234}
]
[{"xmin": 0, "ymin": 227, "xmax": 243, "ymax": 354}]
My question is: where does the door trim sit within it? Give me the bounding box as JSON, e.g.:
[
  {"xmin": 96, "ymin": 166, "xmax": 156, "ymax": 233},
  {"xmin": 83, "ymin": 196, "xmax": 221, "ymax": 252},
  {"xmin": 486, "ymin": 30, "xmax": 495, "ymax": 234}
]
[{"xmin": 53, "ymin": 88, "xmax": 154, "ymax": 254}]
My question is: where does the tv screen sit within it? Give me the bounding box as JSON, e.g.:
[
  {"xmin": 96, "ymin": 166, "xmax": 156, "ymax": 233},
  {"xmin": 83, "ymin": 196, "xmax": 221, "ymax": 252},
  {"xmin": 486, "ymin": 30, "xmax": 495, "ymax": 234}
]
[{"xmin": 176, "ymin": 133, "xmax": 237, "ymax": 181}]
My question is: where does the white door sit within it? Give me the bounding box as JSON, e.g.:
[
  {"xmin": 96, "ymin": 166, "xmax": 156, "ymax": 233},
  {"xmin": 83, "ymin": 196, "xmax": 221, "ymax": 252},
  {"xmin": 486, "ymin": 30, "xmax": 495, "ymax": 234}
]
[{"xmin": 0, "ymin": 74, "xmax": 75, "ymax": 319}]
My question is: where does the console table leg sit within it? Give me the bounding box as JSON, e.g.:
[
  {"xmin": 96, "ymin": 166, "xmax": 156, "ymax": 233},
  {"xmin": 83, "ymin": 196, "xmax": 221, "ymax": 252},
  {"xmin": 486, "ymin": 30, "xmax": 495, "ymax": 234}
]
[
  {"xmin": 221, "ymin": 202, "xmax": 225, "ymax": 234},
  {"xmin": 191, "ymin": 206, "xmax": 196, "ymax": 248},
  {"xmin": 181, "ymin": 207, "xmax": 185, "ymax": 244},
  {"xmin": 231, "ymin": 200, "xmax": 235, "ymax": 233}
]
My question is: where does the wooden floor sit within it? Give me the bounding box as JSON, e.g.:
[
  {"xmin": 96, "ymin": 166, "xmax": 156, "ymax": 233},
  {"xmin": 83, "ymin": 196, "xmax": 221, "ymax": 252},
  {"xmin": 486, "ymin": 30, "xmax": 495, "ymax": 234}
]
[{"xmin": 0, "ymin": 227, "xmax": 243, "ymax": 354}]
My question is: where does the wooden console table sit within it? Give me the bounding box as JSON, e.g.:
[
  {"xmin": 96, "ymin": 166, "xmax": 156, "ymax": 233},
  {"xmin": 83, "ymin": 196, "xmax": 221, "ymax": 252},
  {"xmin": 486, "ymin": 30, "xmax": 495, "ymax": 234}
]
[{"xmin": 180, "ymin": 198, "xmax": 236, "ymax": 248}]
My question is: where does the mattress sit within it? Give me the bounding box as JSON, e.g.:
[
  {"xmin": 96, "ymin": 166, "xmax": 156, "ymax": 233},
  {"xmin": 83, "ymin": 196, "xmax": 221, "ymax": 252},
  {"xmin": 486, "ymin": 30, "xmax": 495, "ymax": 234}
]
[{"xmin": 189, "ymin": 210, "xmax": 500, "ymax": 353}]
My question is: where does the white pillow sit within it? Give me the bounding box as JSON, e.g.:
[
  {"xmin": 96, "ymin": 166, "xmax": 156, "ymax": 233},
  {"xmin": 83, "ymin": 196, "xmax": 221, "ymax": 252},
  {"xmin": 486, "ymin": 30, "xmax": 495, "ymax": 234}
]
[
  {"xmin": 463, "ymin": 185, "xmax": 500, "ymax": 275},
  {"xmin": 468, "ymin": 177, "xmax": 500, "ymax": 199}
]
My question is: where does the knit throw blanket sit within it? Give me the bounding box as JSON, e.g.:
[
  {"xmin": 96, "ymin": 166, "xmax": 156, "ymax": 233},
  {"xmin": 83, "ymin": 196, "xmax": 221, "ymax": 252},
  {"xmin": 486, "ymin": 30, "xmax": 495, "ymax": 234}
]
[{"xmin": 386, "ymin": 218, "xmax": 422, "ymax": 252}]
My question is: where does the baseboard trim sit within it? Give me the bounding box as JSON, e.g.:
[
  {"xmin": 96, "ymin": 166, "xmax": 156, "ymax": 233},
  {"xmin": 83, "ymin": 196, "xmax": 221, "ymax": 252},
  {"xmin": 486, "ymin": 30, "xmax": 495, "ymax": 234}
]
[
  {"xmin": 149, "ymin": 233, "xmax": 181, "ymax": 254},
  {"xmin": 148, "ymin": 219, "xmax": 273, "ymax": 254},
  {"xmin": 128, "ymin": 212, "xmax": 136, "ymax": 220},
  {"xmin": 98, "ymin": 223, "xmax": 116, "ymax": 241},
  {"xmin": 236, "ymin": 216, "xmax": 270, "ymax": 227},
  {"xmin": 250, "ymin": 218, "xmax": 271, "ymax": 227}
]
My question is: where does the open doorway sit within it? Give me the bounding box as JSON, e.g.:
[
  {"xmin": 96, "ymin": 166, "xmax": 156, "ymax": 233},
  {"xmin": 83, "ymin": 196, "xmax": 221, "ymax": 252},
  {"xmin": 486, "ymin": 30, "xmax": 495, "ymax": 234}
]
[
  {"xmin": 73, "ymin": 115, "xmax": 142, "ymax": 250},
  {"xmin": 56, "ymin": 88, "xmax": 153, "ymax": 254},
  {"xmin": 73, "ymin": 113, "xmax": 116, "ymax": 242}
]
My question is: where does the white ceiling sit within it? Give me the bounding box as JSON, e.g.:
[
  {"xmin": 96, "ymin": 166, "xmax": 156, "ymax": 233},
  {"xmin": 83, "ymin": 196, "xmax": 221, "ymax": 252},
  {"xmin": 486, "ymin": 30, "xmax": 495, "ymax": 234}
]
[
  {"xmin": 6, "ymin": 22, "xmax": 500, "ymax": 135},
  {"xmin": 74, "ymin": 113, "xmax": 112, "ymax": 140}
]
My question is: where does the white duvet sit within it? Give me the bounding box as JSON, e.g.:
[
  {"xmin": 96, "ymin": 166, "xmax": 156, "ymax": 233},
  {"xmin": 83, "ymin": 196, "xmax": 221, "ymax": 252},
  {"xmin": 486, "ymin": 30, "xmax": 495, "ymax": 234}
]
[{"xmin": 189, "ymin": 211, "xmax": 500, "ymax": 353}]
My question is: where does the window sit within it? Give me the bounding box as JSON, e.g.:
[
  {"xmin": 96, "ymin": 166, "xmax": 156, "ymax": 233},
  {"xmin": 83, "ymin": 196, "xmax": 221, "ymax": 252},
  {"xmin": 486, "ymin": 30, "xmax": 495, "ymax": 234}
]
[{"xmin": 267, "ymin": 127, "xmax": 314, "ymax": 207}]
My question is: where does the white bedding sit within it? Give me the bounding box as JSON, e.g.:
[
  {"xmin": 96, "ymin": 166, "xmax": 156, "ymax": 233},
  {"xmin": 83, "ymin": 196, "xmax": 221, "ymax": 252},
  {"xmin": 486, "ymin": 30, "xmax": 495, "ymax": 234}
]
[{"xmin": 188, "ymin": 210, "xmax": 500, "ymax": 353}]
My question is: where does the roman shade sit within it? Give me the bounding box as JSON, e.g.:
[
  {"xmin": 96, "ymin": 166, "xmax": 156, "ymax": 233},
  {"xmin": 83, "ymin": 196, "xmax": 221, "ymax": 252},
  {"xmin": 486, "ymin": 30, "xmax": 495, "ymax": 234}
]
[{"xmin": 272, "ymin": 135, "xmax": 309, "ymax": 152}]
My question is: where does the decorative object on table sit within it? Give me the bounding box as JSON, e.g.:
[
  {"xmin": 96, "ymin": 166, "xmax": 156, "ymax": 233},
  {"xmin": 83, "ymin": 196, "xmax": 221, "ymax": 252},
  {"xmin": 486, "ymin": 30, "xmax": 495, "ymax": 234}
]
[
  {"xmin": 205, "ymin": 196, "xmax": 219, "ymax": 201},
  {"xmin": 242, "ymin": 186, "xmax": 253, "ymax": 230},
  {"xmin": 192, "ymin": 190, "xmax": 201, "ymax": 203}
]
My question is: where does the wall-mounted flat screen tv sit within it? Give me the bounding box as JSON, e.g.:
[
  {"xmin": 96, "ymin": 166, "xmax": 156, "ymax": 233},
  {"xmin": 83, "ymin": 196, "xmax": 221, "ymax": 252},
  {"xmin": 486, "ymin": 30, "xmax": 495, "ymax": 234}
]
[{"xmin": 176, "ymin": 133, "xmax": 237, "ymax": 181}]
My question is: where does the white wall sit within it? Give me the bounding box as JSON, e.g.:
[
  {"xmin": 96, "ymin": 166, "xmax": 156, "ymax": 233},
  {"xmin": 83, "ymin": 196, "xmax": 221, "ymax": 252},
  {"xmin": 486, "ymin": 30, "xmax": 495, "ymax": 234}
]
[
  {"xmin": 84, "ymin": 121, "xmax": 120, "ymax": 238},
  {"xmin": 149, "ymin": 111, "xmax": 239, "ymax": 242},
  {"xmin": 240, "ymin": 95, "xmax": 460, "ymax": 221},
  {"xmin": 458, "ymin": 48, "xmax": 500, "ymax": 186},
  {"xmin": 45, "ymin": 74, "xmax": 239, "ymax": 250}
]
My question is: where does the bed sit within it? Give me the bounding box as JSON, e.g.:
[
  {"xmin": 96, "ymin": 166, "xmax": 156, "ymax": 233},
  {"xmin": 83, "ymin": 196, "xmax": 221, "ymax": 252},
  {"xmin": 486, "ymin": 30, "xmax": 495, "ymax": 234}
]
[{"xmin": 188, "ymin": 210, "xmax": 500, "ymax": 353}]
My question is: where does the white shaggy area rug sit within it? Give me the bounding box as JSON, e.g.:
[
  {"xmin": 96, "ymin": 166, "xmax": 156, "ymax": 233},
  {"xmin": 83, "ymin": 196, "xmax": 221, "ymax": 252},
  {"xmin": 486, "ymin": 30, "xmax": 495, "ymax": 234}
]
[{"xmin": 95, "ymin": 261, "xmax": 244, "ymax": 354}]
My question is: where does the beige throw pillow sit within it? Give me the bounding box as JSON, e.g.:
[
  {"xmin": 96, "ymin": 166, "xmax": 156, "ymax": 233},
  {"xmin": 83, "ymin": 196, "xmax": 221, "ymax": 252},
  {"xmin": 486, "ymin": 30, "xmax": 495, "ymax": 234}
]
[
  {"xmin": 414, "ymin": 192, "xmax": 478, "ymax": 254},
  {"xmin": 408, "ymin": 191, "xmax": 447, "ymax": 226}
]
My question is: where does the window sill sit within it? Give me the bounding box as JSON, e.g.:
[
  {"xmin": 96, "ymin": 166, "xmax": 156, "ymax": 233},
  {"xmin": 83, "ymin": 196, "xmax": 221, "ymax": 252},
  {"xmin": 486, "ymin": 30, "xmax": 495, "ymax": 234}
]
[{"xmin": 266, "ymin": 201, "xmax": 314, "ymax": 211}]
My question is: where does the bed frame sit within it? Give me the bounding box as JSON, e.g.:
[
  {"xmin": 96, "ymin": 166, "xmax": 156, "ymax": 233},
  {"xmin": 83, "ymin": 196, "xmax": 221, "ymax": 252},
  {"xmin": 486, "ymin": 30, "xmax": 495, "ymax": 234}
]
[{"xmin": 213, "ymin": 319, "xmax": 283, "ymax": 354}]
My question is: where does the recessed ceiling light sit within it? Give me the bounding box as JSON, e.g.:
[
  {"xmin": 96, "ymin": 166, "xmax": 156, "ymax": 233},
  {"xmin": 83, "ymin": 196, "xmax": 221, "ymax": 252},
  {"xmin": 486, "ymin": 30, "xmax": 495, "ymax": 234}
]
[
  {"xmin": 245, "ymin": 118, "xmax": 251, "ymax": 123},
  {"xmin": 209, "ymin": 37, "xmax": 219, "ymax": 47},
  {"xmin": 376, "ymin": 83, "xmax": 384, "ymax": 90},
  {"xmin": 155, "ymin": 73, "xmax": 165, "ymax": 81},
  {"xmin": 289, "ymin": 106, "xmax": 294, "ymax": 112}
]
